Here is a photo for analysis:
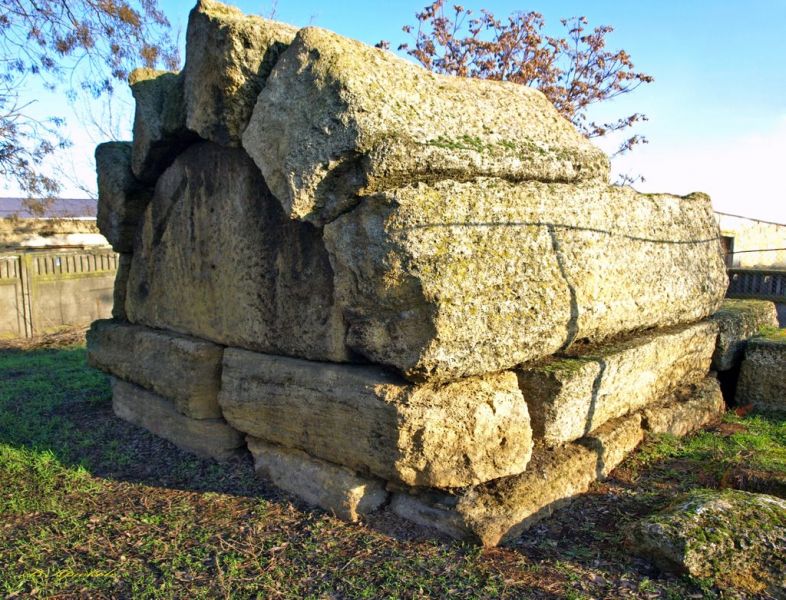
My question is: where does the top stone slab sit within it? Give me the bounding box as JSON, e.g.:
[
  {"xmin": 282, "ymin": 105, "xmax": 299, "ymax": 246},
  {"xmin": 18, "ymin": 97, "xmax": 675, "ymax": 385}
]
[
  {"xmin": 183, "ymin": 0, "xmax": 297, "ymax": 147},
  {"xmin": 243, "ymin": 26, "xmax": 611, "ymax": 225}
]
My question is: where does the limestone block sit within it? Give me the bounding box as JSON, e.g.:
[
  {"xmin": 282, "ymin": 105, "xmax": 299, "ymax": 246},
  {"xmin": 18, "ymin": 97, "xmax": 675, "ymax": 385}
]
[
  {"xmin": 112, "ymin": 254, "xmax": 132, "ymax": 320},
  {"xmin": 242, "ymin": 26, "xmax": 610, "ymax": 225},
  {"xmin": 88, "ymin": 319, "xmax": 223, "ymax": 419},
  {"xmin": 324, "ymin": 180, "xmax": 728, "ymax": 382},
  {"xmin": 125, "ymin": 142, "xmax": 348, "ymax": 362},
  {"xmin": 710, "ymin": 299, "xmax": 779, "ymax": 371},
  {"xmin": 629, "ymin": 489, "xmax": 786, "ymax": 597},
  {"xmin": 183, "ymin": 0, "xmax": 297, "ymax": 146},
  {"xmin": 247, "ymin": 437, "xmax": 388, "ymax": 522},
  {"xmin": 518, "ymin": 322, "xmax": 717, "ymax": 446},
  {"xmin": 736, "ymin": 330, "xmax": 786, "ymax": 412},
  {"xmin": 129, "ymin": 68, "xmax": 194, "ymax": 183},
  {"xmin": 392, "ymin": 413, "xmax": 644, "ymax": 546},
  {"xmin": 642, "ymin": 378, "xmax": 725, "ymax": 437},
  {"xmin": 111, "ymin": 378, "xmax": 244, "ymax": 461},
  {"xmin": 218, "ymin": 349, "xmax": 532, "ymax": 488},
  {"xmin": 95, "ymin": 142, "xmax": 152, "ymax": 253}
]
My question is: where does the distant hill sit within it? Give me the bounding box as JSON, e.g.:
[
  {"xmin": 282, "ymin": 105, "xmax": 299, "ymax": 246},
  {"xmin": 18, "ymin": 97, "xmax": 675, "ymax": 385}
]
[{"xmin": 0, "ymin": 197, "xmax": 97, "ymax": 218}]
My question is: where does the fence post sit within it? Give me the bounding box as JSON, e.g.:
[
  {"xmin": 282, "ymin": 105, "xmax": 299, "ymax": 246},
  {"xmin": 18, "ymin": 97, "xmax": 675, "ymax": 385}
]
[{"xmin": 18, "ymin": 253, "xmax": 34, "ymax": 338}]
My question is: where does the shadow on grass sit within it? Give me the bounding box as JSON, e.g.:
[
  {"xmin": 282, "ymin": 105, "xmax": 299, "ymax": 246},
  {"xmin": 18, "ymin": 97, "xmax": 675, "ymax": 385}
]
[{"xmin": 0, "ymin": 344, "xmax": 279, "ymax": 501}]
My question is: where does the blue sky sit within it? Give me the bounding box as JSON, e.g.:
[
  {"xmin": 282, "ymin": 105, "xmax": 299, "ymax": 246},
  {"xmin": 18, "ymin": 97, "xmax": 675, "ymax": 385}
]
[{"xmin": 9, "ymin": 0, "xmax": 786, "ymax": 222}]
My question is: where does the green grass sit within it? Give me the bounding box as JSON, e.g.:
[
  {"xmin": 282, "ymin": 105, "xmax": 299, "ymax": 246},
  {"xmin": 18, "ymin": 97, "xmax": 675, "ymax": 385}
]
[
  {"xmin": 632, "ymin": 414, "xmax": 786, "ymax": 477},
  {"xmin": 0, "ymin": 339, "xmax": 784, "ymax": 598},
  {"xmin": 757, "ymin": 325, "xmax": 786, "ymax": 343}
]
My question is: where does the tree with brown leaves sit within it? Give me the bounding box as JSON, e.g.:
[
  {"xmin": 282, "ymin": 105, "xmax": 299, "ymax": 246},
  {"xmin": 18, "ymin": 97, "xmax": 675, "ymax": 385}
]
[
  {"xmin": 380, "ymin": 1, "xmax": 653, "ymax": 160},
  {"xmin": 0, "ymin": 0, "xmax": 179, "ymax": 210}
]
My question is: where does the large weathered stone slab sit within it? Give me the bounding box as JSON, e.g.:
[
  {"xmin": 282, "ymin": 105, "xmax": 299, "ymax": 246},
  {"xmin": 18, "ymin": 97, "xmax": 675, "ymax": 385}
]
[
  {"xmin": 629, "ymin": 489, "xmax": 786, "ymax": 597},
  {"xmin": 219, "ymin": 349, "xmax": 532, "ymax": 488},
  {"xmin": 710, "ymin": 299, "xmax": 779, "ymax": 371},
  {"xmin": 129, "ymin": 68, "xmax": 194, "ymax": 184},
  {"xmin": 392, "ymin": 413, "xmax": 644, "ymax": 546},
  {"xmin": 736, "ymin": 330, "xmax": 786, "ymax": 412},
  {"xmin": 111, "ymin": 378, "xmax": 244, "ymax": 461},
  {"xmin": 112, "ymin": 254, "xmax": 132, "ymax": 320},
  {"xmin": 125, "ymin": 142, "xmax": 348, "ymax": 362},
  {"xmin": 247, "ymin": 437, "xmax": 388, "ymax": 522},
  {"xmin": 642, "ymin": 378, "xmax": 725, "ymax": 437},
  {"xmin": 183, "ymin": 0, "xmax": 296, "ymax": 146},
  {"xmin": 95, "ymin": 142, "xmax": 152, "ymax": 253},
  {"xmin": 324, "ymin": 180, "xmax": 727, "ymax": 382},
  {"xmin": 518, "ymin": 322, "xmax": 717, "ymax": 445},
  {"xmin": 243, "ymin": 26, "xmax": 610, "ymax": 225},
  {"xmin": 88, "ymin": 319, "xmax": 223, "ymax": 419}
]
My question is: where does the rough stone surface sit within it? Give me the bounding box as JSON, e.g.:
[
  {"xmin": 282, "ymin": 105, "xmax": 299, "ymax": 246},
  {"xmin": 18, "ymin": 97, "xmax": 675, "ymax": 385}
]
[
  {"xmin": 642, "ymin": 378, "xmax": 725, "ymax": 437},
  {"xmin": 219, "ymin": 348, "xmax": 532, "ymax": 488},
  {"xmin": 243, "ymin": 26, "xmax": 610, "ymax": 225},
  {"xmin": 736, "ymin": 330, "xmax": 786, "ymax": 412},
  {"xmin": 518, "ymin": 322, "xmax": 717, "ymax": 445},
  {"xmin": 710, "ymin": 299, "xmax": 779, "ymax": 371},
  {"xmin": 129, "ymin": 68, "xmax": 194, "ymax": 183},
  {"xmin": 88, "ymin": 319, "xmax": 224, "ymax": 419},
  {"xmin": 125, "ymin": 142, "xmax": 348, "ymax": 362},
  {"xmin": 183, "ymin": 0, "xmax": 296, "ymax": 146},
  {"xmin": 247, "ymin": 437, "xmax": 388, "ymax": 522},
  {"xmin": 95, "ymin": 142, "xmax": 152, "ymax": 253},
  {"xmin": 629, "ymin": 489, "xmax": 786, "ymax": 597},
  {"xmin": 112, "ymin": 254, "xmax": 132, "ymax": 320},
  {"xmin": 111, "ymin": 378, "xmax": 244, "ymax": 461},
  {"xmin": 324, "ymin": 180, "xmax": 727, "ymax": 382},
  {"xmin": 392, "ymin": 413, "xmax": 644, "ymax": 546}
]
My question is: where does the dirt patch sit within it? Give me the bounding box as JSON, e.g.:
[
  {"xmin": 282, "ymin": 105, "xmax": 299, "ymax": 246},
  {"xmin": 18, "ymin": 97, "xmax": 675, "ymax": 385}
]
[{"xmin": 0, "ymin": 327, "xmax": 88, "ymax": 352}]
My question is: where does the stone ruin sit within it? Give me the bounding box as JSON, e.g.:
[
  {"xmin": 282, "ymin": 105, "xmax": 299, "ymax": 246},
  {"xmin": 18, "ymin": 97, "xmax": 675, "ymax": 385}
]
[{"xmin": 88, "ymin": 0, "xmax": 744, "ymax": 546}]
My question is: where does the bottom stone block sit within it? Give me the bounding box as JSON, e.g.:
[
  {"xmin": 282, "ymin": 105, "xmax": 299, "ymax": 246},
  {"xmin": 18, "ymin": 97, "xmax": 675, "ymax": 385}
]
[
  {"xmin": 111, "ymin": 378, "xmax": 244, "ymax": 461},
  {"xmin": 391, "ymin": 378, "xmax": 725, "ymax": 547},
  {"xmin": 392, "ymin": 413, "xmax": 644, "ymax": 547},
  {"xmin": 247, "ymin": 437, "xmax": 389, "ymax": 522},
  {"xmin": 736, "ymin": 331, "xmax": 786, "ymax": 412},
  {"xmin": 642, "ymin": 378, "xmax": 725, "ymax": 436}
]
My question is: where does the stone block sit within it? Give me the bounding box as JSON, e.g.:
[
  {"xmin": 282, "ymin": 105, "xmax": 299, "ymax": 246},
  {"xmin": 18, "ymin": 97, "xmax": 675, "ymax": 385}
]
[
  {"xmin": 111, "ymin": 378, "xmax": 244, "ymax": 461},
  {"xmin": 642, "ymin": 378, "xmax": 725, "ymax": 437},
  {"xmin": 391, "ymin": 413, "xmax": 644, "ymax": 546},
  {"xmin": 710, "ymin": 299, "xmax": 779, "ymax": 371},
  {"xmin": 518, "ymin": 322, "xmax": 717, "ymax": 445},
  {"xmin": 218, "ymin": 348, "xmax": 532, "ymax": 488},
  {"xmin": 243, "ymin": 26, "xmax": 609, "ymax": 225},
  {"xmin": 629, "ymin": 489, "xmax": 786, "ymax": 597},
  {"xmin": 183, "ymin": 0, "xmax": 296, "ymax": 146},
  {"xmin": 129, "ymin": 68, "xmax": 194, "ymax": 183},
  {"xmin": 95, "ymin": 142, "xmax": 152, "ymax": 253},
  {"xmin": 125, "ymin": 142, "xmax": 348, "ymax": 362},
  {"xmin": 112, "ymin": 254, "xmax": 132, "ymax": 320},
  {"xmin": 324, "ymin": 180, "xmax": 727, "ymax": 382},
  {"xmin": 736, "ymin": 330, "xmax": 786, "ymax": 412},
  {"xmin": 247, "ymin": 437, "xmax": 388, "ymax": 522},
  {"xmin": 88, "ymin": 319, "xmax": 223, "ymax": 419}
]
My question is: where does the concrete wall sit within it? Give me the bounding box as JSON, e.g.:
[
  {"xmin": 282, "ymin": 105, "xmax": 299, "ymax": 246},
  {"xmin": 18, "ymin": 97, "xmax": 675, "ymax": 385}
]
[
  {"xmin": 0, "ymin": 218, "xmax": 108, "ymax": 250},
  {"xmin": 716, "ymin": 213, "xmax": 786, "ymax": 268},
  {"xmin": 0, "ymin": 249, "xmax": 117, "ymax": 339}
]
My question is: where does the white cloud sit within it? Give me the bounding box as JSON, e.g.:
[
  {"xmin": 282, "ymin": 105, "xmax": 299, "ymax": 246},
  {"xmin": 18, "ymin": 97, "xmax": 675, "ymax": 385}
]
[{"xmin": 603, "ymin": 116, "xmax": 786, "ymax": 224}]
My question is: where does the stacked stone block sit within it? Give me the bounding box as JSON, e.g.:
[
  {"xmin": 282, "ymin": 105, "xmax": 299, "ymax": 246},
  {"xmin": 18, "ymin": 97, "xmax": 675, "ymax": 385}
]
[
  {"xmin": 736, "ymin": 329, "xmax": 786, "ymax": 413},
  {"xmin": 88, "ymin": 0, "xmax": 732, "ymax": 545}
]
